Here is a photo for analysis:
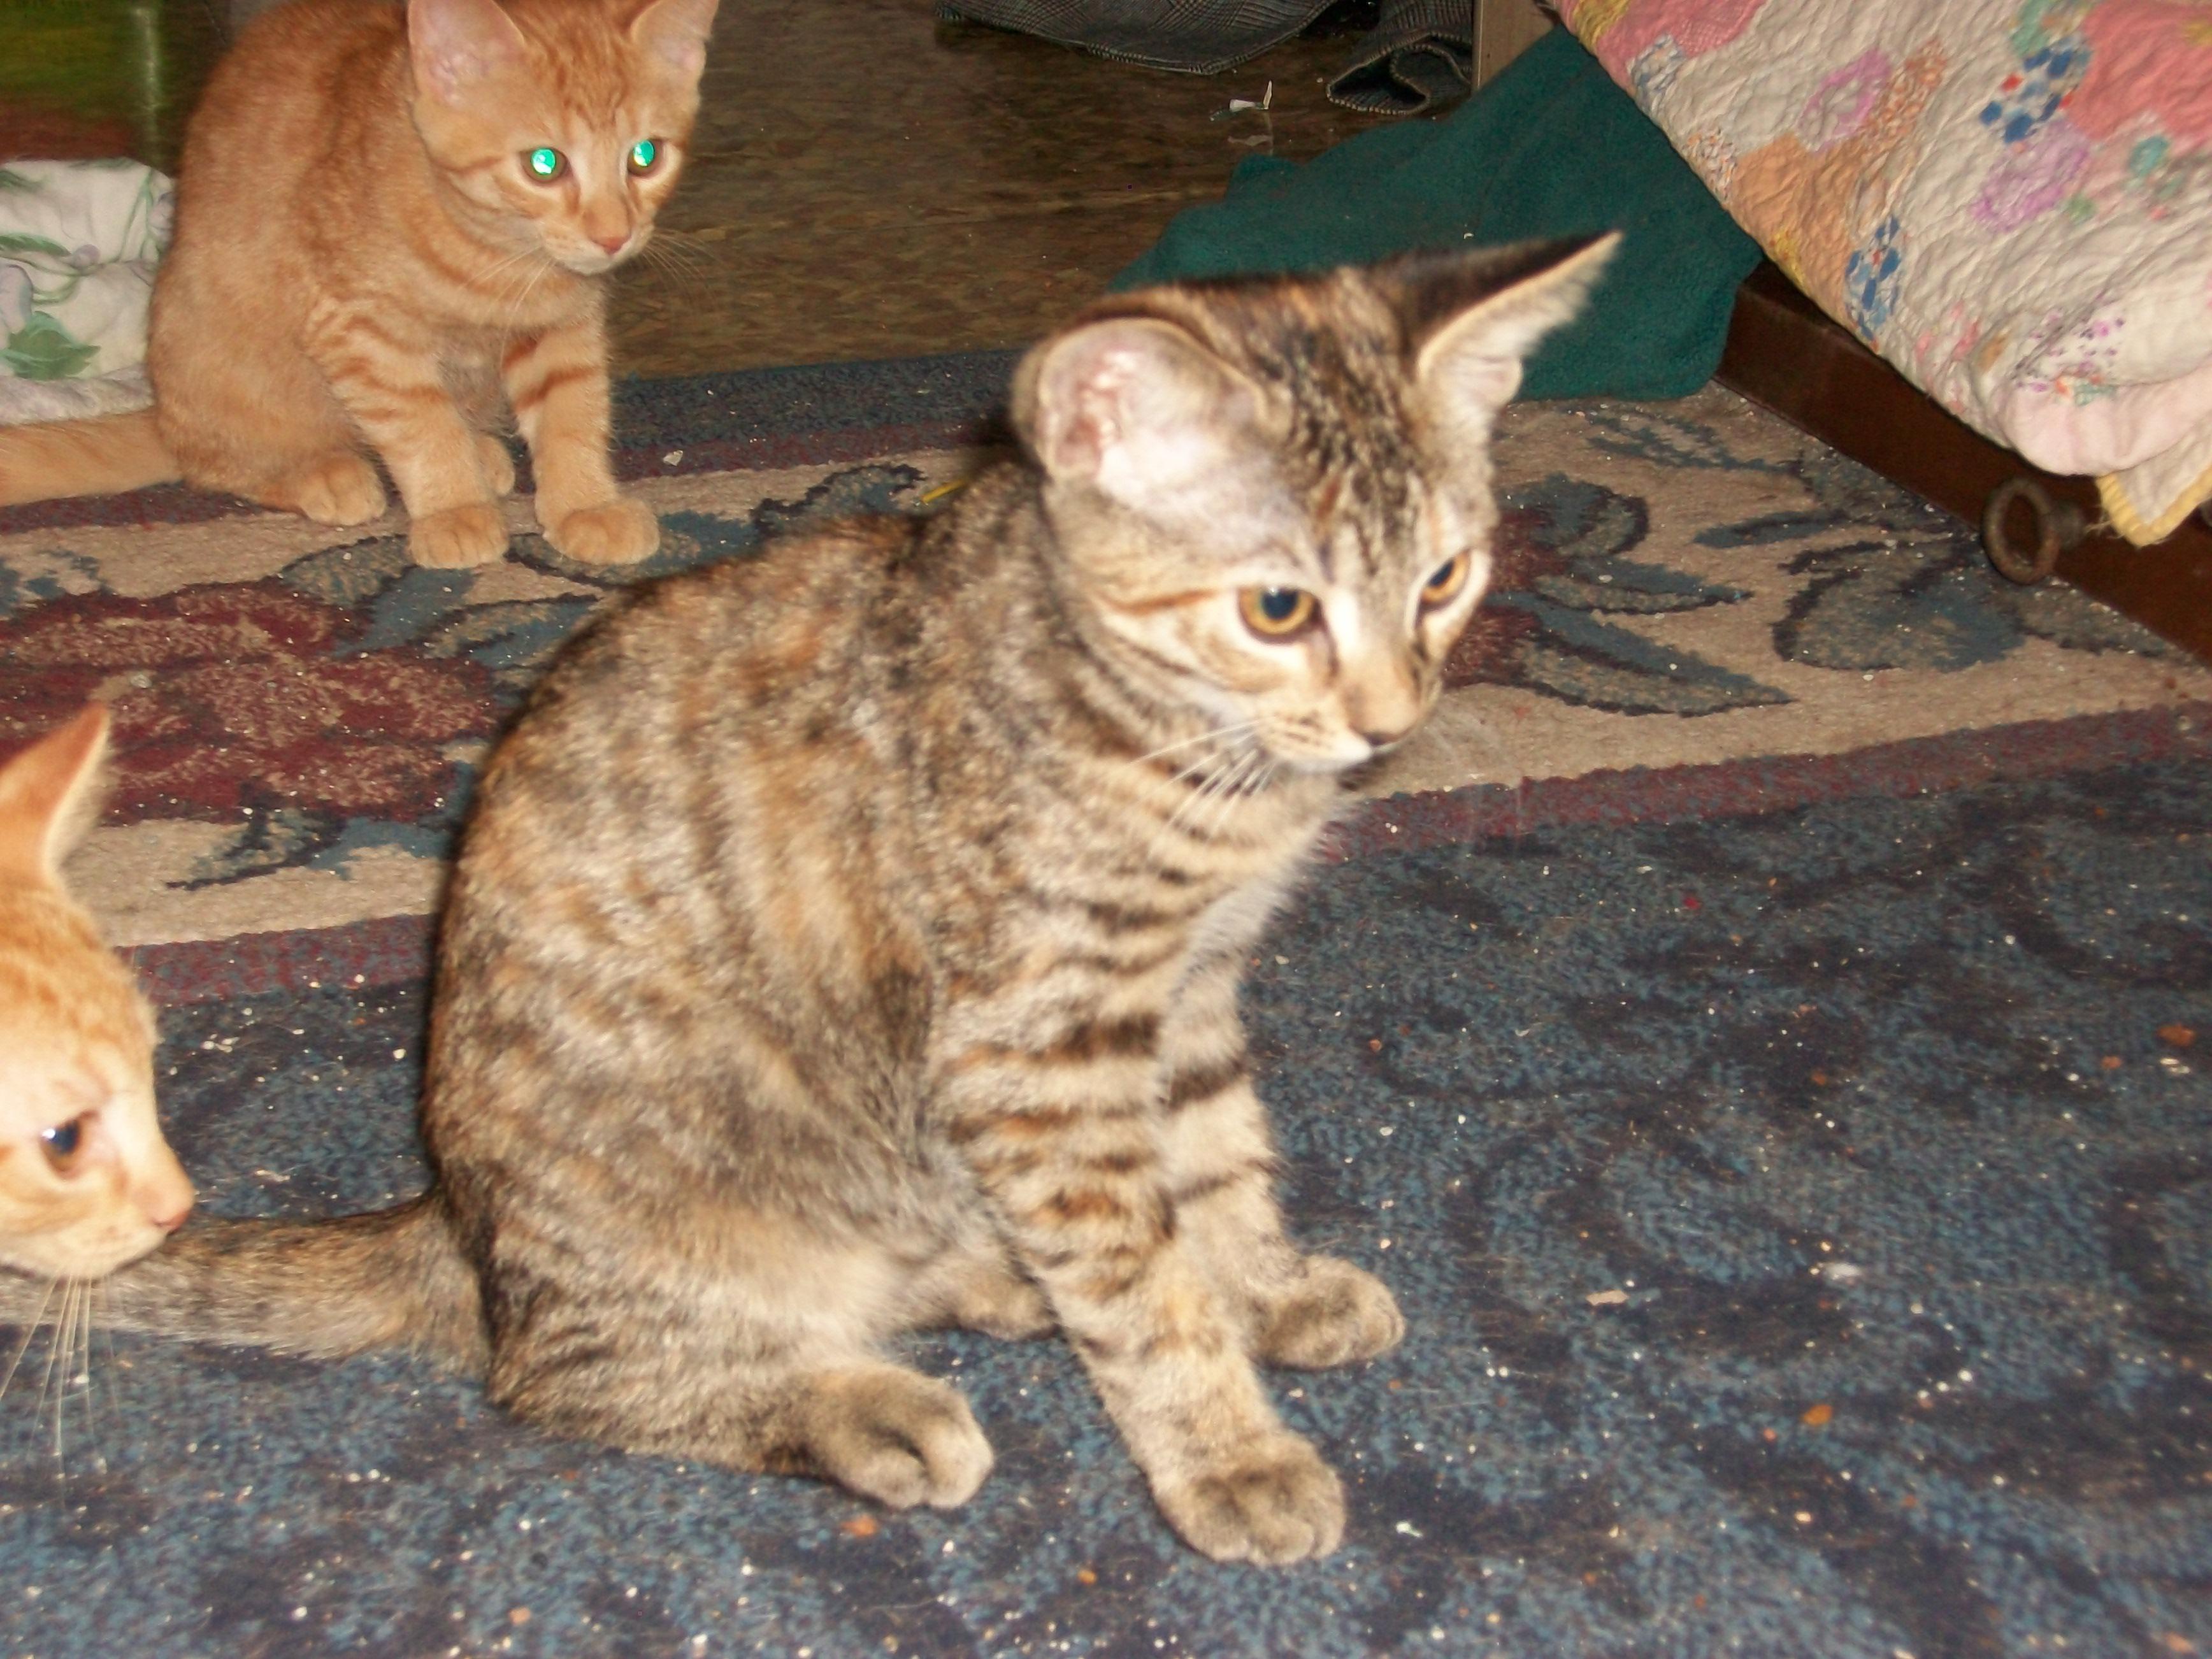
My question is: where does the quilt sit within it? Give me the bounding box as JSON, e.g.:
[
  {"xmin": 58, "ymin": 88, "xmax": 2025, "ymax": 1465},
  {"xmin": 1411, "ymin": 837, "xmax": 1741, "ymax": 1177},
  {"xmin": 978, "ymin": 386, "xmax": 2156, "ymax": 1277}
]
[{"xmin": 1558, "ymin": 0, "xmax": 2212, "ymax": 545}]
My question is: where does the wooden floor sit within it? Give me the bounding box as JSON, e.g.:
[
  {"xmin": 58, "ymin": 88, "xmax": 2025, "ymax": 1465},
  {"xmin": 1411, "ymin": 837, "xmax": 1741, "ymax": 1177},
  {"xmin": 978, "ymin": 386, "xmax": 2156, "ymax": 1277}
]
[{"xmin": 4, "ymin": 0, "xmax": 1398, "ymax": 377}]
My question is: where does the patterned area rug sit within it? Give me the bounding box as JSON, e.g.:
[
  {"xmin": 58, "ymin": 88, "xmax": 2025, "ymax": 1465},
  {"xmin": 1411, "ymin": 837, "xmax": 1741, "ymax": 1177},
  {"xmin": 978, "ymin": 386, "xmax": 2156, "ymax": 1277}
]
[
  {"xmin": 1, "ymin": 354, "xmax": 2204, "ymax": 1005},
  {"xmin": 1, "ymin": 357, "xmax": 2209, "ymax": 1658}
]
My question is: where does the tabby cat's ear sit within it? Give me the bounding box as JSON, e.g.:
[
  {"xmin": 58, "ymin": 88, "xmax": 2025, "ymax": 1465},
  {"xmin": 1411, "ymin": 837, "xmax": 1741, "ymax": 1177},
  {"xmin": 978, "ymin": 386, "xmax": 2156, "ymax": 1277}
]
[
  {"xmin": 1396, "ymin": 232, "xmax": 1620, "ymax": 451},
  {"xmin": 408, "ymin": 0, "xmax": 530, "ymax": 104},
  {"xmin": 0, "ymin": 705, "xmax": 109, "ymax": 889},
  {"xmin": 630, "ymin": 0, "xmax": 719, "ymax": 76},
  {"xmin": 1015, "ymin": 313, "xmax": 1268, "ymax": 523}
]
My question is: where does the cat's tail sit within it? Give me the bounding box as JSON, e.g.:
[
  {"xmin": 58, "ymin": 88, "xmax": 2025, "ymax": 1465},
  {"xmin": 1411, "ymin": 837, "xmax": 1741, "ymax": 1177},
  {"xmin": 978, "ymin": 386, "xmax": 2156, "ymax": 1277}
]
[
  {"xmin": 8, "ymin": 1193, "xmax": 489, "ymax": 1374},
  {"xmin": 0, "ymin": 410, "xmax": 181, "ymax": 506}
]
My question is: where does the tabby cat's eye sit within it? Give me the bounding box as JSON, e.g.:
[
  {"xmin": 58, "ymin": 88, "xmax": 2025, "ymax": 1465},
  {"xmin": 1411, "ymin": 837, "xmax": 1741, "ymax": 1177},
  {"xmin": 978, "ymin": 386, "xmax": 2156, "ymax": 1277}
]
[
  {"xmin": 1239, "ymin": 585, "xmax": 1318, "ymax": 639},
  {"xmin": 524, "ymin": 147, "xmax": 566, "ymax": 182},
  {"xmin": 628, "ymin": 138, "xmax": 660, "ymax": 175},
  {"xmin": 40, "ymin": 1116, "xmax": 85, "ymax": 1174},
  {"xmin": 1421, "ymin": 552, "xmax": 1472, "ymax": 608}
]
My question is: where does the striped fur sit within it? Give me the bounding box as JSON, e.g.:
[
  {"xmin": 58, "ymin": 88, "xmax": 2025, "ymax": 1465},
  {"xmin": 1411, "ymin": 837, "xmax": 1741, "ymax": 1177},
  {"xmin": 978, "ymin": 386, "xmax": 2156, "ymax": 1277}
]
[
  {"xmin": 0, "ymin": 0, "xmax": 714, "ymax": 568},
  {"xmin": 19, "ymin": 241, "xmax": 1612, "ymax": 1562}
]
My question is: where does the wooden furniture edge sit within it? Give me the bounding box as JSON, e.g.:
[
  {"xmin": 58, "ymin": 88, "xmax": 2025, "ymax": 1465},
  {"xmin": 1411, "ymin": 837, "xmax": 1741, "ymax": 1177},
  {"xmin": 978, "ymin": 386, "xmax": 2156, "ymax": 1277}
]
[{"xmin": 1716, "ymin": 262, "xmax": 2212, "ymax": 666}]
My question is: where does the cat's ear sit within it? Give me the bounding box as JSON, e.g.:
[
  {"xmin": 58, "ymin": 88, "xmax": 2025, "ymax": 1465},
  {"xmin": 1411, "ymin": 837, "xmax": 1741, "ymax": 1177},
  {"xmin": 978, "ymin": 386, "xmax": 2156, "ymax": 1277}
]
[
  {"xmin": 0, "ymin": 705, "xmax": 110, "ymax": 889},
  {"xmin": 629, "ymin": 0, "xmax": 719, "ymax": 76},
  {"xmin": 1395, "ymin": 233, "xmax": 1620, "ymax": 452},
  {"xmin": 408, "ymin": 0, "xmax": 530, "ymax": 104},
  {"xmin": 1014, "ymin": 313, "xmax": 1270, "ymax": 523}
]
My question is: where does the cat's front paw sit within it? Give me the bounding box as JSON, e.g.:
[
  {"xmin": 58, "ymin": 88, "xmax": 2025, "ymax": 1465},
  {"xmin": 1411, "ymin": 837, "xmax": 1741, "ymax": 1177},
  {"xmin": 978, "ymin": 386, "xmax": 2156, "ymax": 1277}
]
[
  {"xmin": 801, "ymin": 1362, "xmax": 994, "ymax": 1511},
  {"xmin": 543, "ymin": 496, "xmax": 659, "ymax": 564},
  {"xmin": 409, "ymin": 503, "xmax": 509, "ymax": 567},
  {"xmin": 1154, "ymin": 1433, "xmax": 1344, "ymax": 1564},
  {"xmin": 285, "ymin": 453, "xmax": 385, "ymax": 526},
  {"xmin": 1254, "ymin": 1256, "xmax": 1405, "ymax": 1370}
]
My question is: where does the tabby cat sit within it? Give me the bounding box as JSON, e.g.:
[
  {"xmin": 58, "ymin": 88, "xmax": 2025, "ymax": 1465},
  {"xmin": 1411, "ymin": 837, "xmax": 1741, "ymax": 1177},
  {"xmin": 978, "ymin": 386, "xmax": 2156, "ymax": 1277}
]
[
  {"xmin": 21, "ymin": 238, "xmax": 1611, "ymax": 1562},
  {"xmin": 0, "ymin": 0, "xmax": 714, "ymax": 570},
  {"xmin": 0, "ymin": 707, "xmax": 194, "ymax": 1282}
]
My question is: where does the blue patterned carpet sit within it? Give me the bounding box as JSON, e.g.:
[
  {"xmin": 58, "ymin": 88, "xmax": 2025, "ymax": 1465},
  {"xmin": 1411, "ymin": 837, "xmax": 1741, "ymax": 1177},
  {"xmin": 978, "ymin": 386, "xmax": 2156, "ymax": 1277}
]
[{"xmin": 3, "ymin": 745, "xmax": 2208, "ymax": 1658}]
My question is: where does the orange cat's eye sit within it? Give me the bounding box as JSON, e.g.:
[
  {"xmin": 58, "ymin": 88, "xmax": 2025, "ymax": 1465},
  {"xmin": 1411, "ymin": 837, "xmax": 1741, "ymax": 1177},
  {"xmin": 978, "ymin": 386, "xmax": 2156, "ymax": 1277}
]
[
  {"xmin": 628, "ymin": 138, "xmax": 661, "ymax": 175},
  {"xmin": 40, "ymin": 1115, "xmax": 87, "ymax": 1175},
  {"xmin": 524, "ymin": 147, "xmax": 566, "ymax": 182},
  {"xmin": 1239, "ymin": 586, "xmax": 1318, "ymax": 640},
  {"xmin": 1421, "ymin": 552, "xmax": 1472, "ymax": 609}
]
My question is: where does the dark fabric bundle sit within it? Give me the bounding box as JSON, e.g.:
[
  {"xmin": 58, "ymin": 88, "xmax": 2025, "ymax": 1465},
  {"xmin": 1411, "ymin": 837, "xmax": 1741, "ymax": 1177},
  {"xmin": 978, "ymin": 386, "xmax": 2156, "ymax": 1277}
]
[
  {"xmin": 936, "ymin": 0, "xmax": 1474, "ymax": 114},
  {"xmin": 1116, "ymin": 27, "xmax": 1763, "ymax": 401}
]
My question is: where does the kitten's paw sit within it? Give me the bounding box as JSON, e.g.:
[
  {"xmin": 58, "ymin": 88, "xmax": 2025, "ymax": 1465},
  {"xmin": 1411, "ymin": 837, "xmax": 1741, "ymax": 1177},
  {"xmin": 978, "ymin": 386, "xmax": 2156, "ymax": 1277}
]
[
  {"xmin": 408, "ymin": 503, "xmax": 510, "ymax": 568},
  {"xmin": 949, "ymin": 1265, "xmax": 1054, "ymax": 1341},
  {"xmin": 803, "ymin": 1363, "xmax": 993, "ymax": 1511},
  {"xmin": 1154, "ymin": 1435, "xmax": 1344, "ymax": 1564},
  {"xmin": 1254, "ymin": 1256, "xmax": 1405, "ymax": 1370},
  {"xmin": 543, "ymin": 496, "xmax": 659, "ymax": 564},
  {"xmin": 474, "ymin": 433, "xmax": 517, "ymax": 498},
  {"xmin": 284, "ymin": 453, "xmax": 385, "ymax": 526}
]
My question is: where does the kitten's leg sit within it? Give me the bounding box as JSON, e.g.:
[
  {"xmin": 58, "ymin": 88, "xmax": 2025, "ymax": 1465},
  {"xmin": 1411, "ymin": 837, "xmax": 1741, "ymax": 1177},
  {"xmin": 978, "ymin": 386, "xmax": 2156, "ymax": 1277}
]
[
  {"xmin": 945, "ymin": 1015, "xmax": 1344, "ymax": 1563},
  {"xmin": 474, "ymin": 433, "xmax": 517, "ymax": 499},
  {"xmin": 501, "ymin": 313, "xmax": 659, "ymax": 565},
  {"xmin": 149, "ymin": 298, "xmax": 385, "ymax": 525},
  {"xmin": 301, "ymin": 305, "xmax": 510, "ymax": 568},
  {"xmin": 906, "ymin": 1228, "xmax": 1054, "ymax": 1340},
  {"xmin": 1158, "ymin": 954, "xmax": 1404, "ymax": 1370},
  {"xmin": 483, "ymin": 1243, "xmax": 993, "ymax": 1510}
]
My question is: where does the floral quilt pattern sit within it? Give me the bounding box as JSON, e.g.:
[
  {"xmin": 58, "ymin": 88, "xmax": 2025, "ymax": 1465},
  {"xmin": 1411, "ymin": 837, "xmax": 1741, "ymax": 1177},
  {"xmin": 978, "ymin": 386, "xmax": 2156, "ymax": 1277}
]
[{"xmin": 1558, "ymin": 0, "xmax": 2212, "ymax": 545}]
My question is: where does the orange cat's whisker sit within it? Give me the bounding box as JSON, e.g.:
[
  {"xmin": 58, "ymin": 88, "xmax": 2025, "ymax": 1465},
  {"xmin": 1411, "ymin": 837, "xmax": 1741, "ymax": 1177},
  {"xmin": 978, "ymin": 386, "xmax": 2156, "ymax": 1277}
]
[{"xmin": 0, "ymin": 1274, "xmax": 60, "ymax": 1409}]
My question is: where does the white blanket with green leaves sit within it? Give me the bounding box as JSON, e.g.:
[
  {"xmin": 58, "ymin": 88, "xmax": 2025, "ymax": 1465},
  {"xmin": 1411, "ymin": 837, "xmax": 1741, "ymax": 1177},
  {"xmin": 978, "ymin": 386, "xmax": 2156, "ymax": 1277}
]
[{"xmin": 0, "ymin": 159, "xmax": 172, "ymax": 426}]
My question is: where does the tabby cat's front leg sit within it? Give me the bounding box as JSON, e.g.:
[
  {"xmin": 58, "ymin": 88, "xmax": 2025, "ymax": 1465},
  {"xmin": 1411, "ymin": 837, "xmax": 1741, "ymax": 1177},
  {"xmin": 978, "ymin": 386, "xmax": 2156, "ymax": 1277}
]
[
  {"xmin": 1158, "ymin": 955, "xmax": 1405, "ymax": 1370},
  {"xmin": 501, "ymin": 310, "xmax": 659, "ymax": 566},
  {"xmin": 945, "ymin": 1011, "xmax": 1344, "ymax": 1564}
]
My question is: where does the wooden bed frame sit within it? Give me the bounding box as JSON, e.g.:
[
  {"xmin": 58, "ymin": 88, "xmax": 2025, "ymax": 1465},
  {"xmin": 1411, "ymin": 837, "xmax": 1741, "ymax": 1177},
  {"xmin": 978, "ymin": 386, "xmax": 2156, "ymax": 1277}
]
[
  {"xmin": 1470, "ymin": 6, "xmax": 2210, "ymax": 666},
  {"xmin": 1718, "ymin": 264, "xmax": 2212, "ymax": 666}
]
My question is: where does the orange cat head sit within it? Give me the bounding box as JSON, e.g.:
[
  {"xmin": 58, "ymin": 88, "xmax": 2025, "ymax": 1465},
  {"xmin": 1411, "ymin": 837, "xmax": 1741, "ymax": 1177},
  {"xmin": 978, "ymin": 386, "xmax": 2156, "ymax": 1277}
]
[
  {"xmin": 0, "ymin": 707, "xmax": 194, "ymax": 1281},
  {"xmin": 405, "ymin": 0, "xmax": 719, "ymax": 274}
]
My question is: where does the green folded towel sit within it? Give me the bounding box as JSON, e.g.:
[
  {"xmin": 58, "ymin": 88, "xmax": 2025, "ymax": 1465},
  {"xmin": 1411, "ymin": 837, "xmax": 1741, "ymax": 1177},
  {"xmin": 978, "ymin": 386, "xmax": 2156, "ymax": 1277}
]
[{"xmin": 1115, "ymin": 28, "xmax": 1762, "ymax": 402}]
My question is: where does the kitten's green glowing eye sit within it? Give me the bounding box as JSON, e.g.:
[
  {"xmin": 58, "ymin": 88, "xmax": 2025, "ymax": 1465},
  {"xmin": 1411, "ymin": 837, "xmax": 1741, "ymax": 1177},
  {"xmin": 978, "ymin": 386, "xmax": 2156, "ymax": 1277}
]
[
  {"xmin": 628, "ymin": 138, "xmax": 659, "ymax": 174},
  {"xmin": 1239, "ymin": 585, "xmax": 1317, "ymax": 638},
  {"xmin": 525, "ymin": 147, "xmax": 566, "ymax": 181},
  {"xmin": 1421, "ymin": 552, "xmax": 1472, "ymax": 608}
]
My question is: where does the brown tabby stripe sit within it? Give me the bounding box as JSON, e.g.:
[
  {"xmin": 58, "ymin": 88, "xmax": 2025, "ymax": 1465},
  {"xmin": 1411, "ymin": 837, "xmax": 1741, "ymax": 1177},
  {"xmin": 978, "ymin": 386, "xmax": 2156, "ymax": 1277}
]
[{"xmin": 1164, "ymin": 1055, "xmax": 1250, "ymax": 1115}]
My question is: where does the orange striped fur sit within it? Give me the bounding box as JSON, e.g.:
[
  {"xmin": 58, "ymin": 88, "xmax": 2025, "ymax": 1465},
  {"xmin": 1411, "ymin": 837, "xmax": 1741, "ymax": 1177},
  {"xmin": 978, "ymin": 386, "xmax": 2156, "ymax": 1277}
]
[
  {"xmin": 0, "ymin": 0, "xmax": 714, "ymax": 567},
  {"xmin": 10, "ymin": 241, "xmax": 1614, "ymax": 1562}
]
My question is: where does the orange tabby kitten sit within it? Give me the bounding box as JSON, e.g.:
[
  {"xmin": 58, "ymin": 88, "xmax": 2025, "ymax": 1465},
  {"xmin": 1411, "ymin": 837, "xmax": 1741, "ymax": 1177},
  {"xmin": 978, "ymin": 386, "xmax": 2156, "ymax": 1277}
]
[
  {"xmin": 0, "ymin": 0, "xmax": 715, "ymax": 569},
  {"xmin": 0, "ymin": 707, "xmax": 194, "ymax": 1282}
]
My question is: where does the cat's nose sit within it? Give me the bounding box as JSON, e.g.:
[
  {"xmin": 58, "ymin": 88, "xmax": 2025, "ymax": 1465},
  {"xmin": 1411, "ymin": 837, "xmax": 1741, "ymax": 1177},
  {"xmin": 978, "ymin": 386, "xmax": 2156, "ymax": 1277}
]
[
  {"xmin": 593, "ymin": 233, "xmax": 629, "ymax": 255},
  {"xmin": 136, "ymin": 1156, "xmax": 195, "ymax": 1233}
]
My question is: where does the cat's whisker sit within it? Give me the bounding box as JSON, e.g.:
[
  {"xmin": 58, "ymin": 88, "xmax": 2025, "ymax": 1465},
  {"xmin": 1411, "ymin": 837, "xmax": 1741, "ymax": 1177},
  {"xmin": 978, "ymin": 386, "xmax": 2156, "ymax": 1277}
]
[
  {"xmin": 1121, "ymin": 719, "xmax": 1261, "ymax": 775},
  {"xmin": 95, "ymin": 1279, "xmax": 125, "ymax": 1430},
  {"xmin": 36, "ymin": 1279, "xmax": 75, "ymax": 1460},
  {"xmin": 0, "ymin": 1274, "xmax": 61, "ymax": 1409},
  {"xmin": 1200, "ymin": 749, "xmax": 1267, "ymax": 840}
]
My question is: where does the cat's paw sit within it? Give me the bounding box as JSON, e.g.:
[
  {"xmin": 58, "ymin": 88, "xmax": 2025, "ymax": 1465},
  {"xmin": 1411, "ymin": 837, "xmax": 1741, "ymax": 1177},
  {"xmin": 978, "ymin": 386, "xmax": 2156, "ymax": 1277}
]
[
  {"xmin": 284, "ymin": 453, "xmax": 385, "ymax": 526},
  {"xmin": 408, "ymin": 503, "xmax": 510, "ymax": 568},
  {"xmin": 543, "ymin": 496, "xmax": 659, "ymax": 564},
  {"xmin": 802, "ymin": 1363, "xmax": 993, "ymax": 1510},
  {"xmin": 949, "ymin": 1265, "xmax": 1054, "ymax": 1341},
  {"xmin": 1254, "ymin": 1256, "xmax": 1405, "ymax": 1370},
  {"xmin": 474, "ymin": 433, "xmax": 517, "ymax": 498},
  {"xmin": 1154, "ymin": 1434, "xmax": 1344, "ymax": 1564}
]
